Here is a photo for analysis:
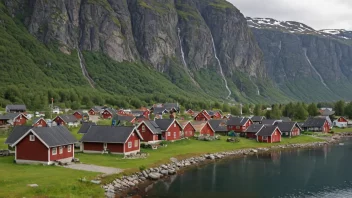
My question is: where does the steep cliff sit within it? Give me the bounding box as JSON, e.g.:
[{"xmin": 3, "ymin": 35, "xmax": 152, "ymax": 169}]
[{"xmin": 248, "ymin": 17, "xmax": 352, "ymax": 102}]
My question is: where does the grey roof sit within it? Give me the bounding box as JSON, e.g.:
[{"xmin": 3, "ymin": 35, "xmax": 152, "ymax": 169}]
[
  {"xmin": 78, "ymin": 122, "xmax": 97, "ymax": 134},
  {"xmin": 163, "ymin": 103, "xmax": 179, "ymax": 111},
  {"xmin": 302, "ymin": 117, "xmax": 326, "ymax": 128},
  {"xmin": 5, "ymin": 126, "xmax": 33, "ymax": 145},
  {"xmin": 154, "ymin": 119, "xmax": 175, "ymax": 131},
  {"xmin": 280, "ymin": 117, "xmax": 291, "ymax": 122},
  {"xmin": 227, "ymin": 117, "xmax": 250, "ymax": 126},
  {"xmin": 105, "ymin": 108, "xmax": 117, "ymax": 115},
  {"xmin": 9, "ymin": 126, "xmax": 77, "ymax": 147},
  {"xmin": 81, "ymin": 126, "xmax": 143, "ymax": 143},
  {"xmin": 131, "ymin": 110, "xmax": 144, "ymax": 115},
  {"xmin": 256, "ymin": 125, "xmax": 280, "ymax": 136},
  {"xmin": 246, "ymin": 124, "xmax": 264, "ymax": 133},
  {"xmin": 320, "ymin": 109, "xmax": 335, "ymax": 116},
  {"xmin": 153, "ymin": 107, "xmax": 168, "ymax": 114},
  {"xmin": 0, "ymin": 113, "xmax": 24, "ymax": 120},
  {"xmin": 57, "ymin": 115, "xmax": 78, "ymax": 123},
  {"xmin": 276, "ymin": 122, "xmax": 301, "ymax": 132},
  {"xmin": 251, "ymin": 116, "xmax": 266, "ymax": 122},
  {"xmin": 143, "ymin": 120, "xmax": 162, "ymax": 134},
  {"xmin": 113, "ymin": 115, "xmax": 135, "ymax": 122},
  {"xmin": 208, "ymin": 120, "xmax": 227, "ymax": 132},
  {"xmin": 6, "ymin": 104, "xmax": 26, "ymax": 111},
  {"xmin": 91, "ymin": 106, "xmax": 104, "ymax": 112},
  {"xmin": 262, "ymin": 119, "xmax": 278, "ymax": 125}
]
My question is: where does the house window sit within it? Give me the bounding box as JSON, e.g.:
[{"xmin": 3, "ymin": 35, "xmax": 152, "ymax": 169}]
[
  {"xmin": 59, "ymin": 146, "xmax": 63, "ymax": 154},
  {"xmin": 128, "ymin": 142, "xmax": 132, "ymax": 148},
  {"xmin": 29, "ymin": 135, "xmax": 35, "ymax": 141},
  {"xmin": 104, "ymin": 143, "xmax": 107, "ymax": 149},
  {"xmin": 134, "ymin": 140, "xmax": 138, "ymax": 147},
  {"xmin": 174, "ymin": 123, "xmax": 176, "ymax": 127},
  {"xmin": 286, "ymin": 132, "xmax": 289, "ymax": 136},
  {"xmin": 174, "ymin": 132, "xmax": 176, "ymax": 138},
  {"xmin": 168, "ymin": 132, "xmax": 171, "ymax": 136},
  {"xmin": 263, "ymin": 136, "xmax": 268, "ymax": 140},
  {"xmin": 68, "ymin": 145, "xmax": 72, "ymax": 152},
  {"xmin": 236, "ymin": 126, "xmax": 240, "ymax": 129},
  {"xmin": 52, "ymin": 148, "xmax": 57, "ymax": 155},
  {"xmin": 142, "ymin": 125, "xmax": 145, "ymax": 132}
]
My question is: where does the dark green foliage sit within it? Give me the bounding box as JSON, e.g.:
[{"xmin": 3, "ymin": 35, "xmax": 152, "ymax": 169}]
[
  {"xmin": 253, "ymin": 104, "xmax": 262, "ymax": 116},
  {"xmin": 307, "ymin": 103, "xmax": 319, "ymax": 116},
  {"xmin": 334, "ymin": 100, "xmax": 345, "ymax": 116}
]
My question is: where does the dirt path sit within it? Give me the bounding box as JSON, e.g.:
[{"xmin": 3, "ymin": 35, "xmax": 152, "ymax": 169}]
[{"xmin": 64, "ymin": 164, "xmax": 122, "ymax": 175}]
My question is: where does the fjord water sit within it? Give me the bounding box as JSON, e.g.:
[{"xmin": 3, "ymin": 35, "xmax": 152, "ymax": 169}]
[{"xmin": 146, "ymin": 139, "xmax": 352, "ymax": 198}]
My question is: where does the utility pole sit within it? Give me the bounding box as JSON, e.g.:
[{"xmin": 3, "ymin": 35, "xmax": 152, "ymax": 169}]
[{"xmin": 50, "ymin": 98, "xmax": 54, "ymax": 119}]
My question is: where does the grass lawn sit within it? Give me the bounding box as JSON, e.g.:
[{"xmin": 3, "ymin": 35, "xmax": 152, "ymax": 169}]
[
  {"xmin": 69, "ymin": 126, "xmax": 83, "ymax": 140},
  {"xmin": 97, "ymin": 119, "xmax": 112, "ymax": 126},
  {"xmin": 332, "ymin": 127, "xmax": 352, "ymax": 133},
  {"xmin": 0, "ymin": 157, "xmax": 103, "ymax": 198},
  {"xmin": 76, "ymin": 135, "xmax": 322, "ymax": 171},
  {"xmin": 0, "ymin": 136, "xmax": 7, "ymax": 149}
]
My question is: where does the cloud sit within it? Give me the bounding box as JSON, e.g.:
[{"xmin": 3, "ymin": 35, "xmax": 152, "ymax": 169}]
[{"xmin": 228, "ymin": 0, "xmax": 352, "ymax": 30}]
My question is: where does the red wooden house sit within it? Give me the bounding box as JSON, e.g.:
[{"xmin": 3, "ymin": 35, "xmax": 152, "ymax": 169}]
[
  {"xmin": 88, "ymin": 106, "xmax": 104, "ymax": 115},
  {"xmin": 208, "ymin": 111, "xmax": 223, "ymax": 119},
  {"xmin": 208, "ymin": 119, "xmax": 228, "ymax": 135},
  {"xmin": 101, "ymin": 108, "xmax": 117, "ymax": 119},
  {"xmin": 136, "ymin": 120, "xmax": 162, "ymax": 142},
  {"xmin": 117, "ymin": 109, "xmax": 127, "ymax": 115},
  {"xmin": 32, "ymin": 118, "xmax": 48, "ymax": 127},
  {"xmin": 192, "ymin": 121, "xmax": 215, "ymax": 136},
  {"xmin": 256, "ymin": 125, "xmax": 282, "ymax": 143},
  {"xmin": 73, "ymin": 110, "xmax": 89, "ymax": 120},
  {"xmin": 302, "ymin": 117, "xmax": 330, "ymax": 133},
  {"xmin": 186, "ymin": 109, "xmax": 195, "ymax": 116},
  {"xmin": 53, "ymin": 115, "xmax": 79, "ymax": 127},
  {"xmin": 245, "ymin": 124, "xmax": 264, "ymax": 139},
  {"xmin": 333, "ymin": 117, "xmax": 348, "ymax": 128},
  {"xmin": 154, "ymin": 119, "xmax": 183, "ymax": 141},
  {"xmin": 226, "ymin": 117, "xmax": 253, "ymax": 133},
  {"xmin": 194, "ymin": 111, "xmax": 211, "ymax": 121},
  {"xmin": 179, "ymin": 121, "xmax": 196, "ymax": 138},
  {"xmin": 0, "ymin": 113, "xmax": 28, "ymax": 126},
  {"xmin": 81, "ymin": 126, "xmax": 143, "ymax": 155},
  {"xmin": 276, "ymin": 122, "xmax": 301, "ymax": 137},
  {"xmin": 5, "ymin": 126, "xmax": 77, "ymax": 164}
]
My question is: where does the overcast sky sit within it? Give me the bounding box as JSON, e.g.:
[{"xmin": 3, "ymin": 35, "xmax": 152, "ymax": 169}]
[{"xmin": 229, "ymin": 0, "xmax": 352, "ymax": 30}]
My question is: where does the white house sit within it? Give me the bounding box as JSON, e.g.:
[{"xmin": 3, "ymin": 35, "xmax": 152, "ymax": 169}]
[{"xmin": 333, "ymin": 117, "xmax": 348, "ymax": 128}]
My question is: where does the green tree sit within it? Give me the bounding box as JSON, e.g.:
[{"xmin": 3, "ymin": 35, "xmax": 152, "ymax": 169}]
[
  {"xmin": 307, "ymin": 103, "xmax": 319, "ymax": 116},
  {"xmin": 242, "ymin": 104, "xmax": 250, "ymax": 115},
  {"xmin": 71, "ymin": 101, "xmax": 80, "ymax": 110},
  {"xmin": 253, "ymin": 104, "xmax": 262, "ymax": 116},
  {"xmin": 294, "ymin": 103, "xmax": 308, "ymax": 120},
  {"xmin": 213, "ymin": 101, "xmax": 221, "ymax": 109},
  {"xmin": 344, "ymin": 103, "xmax": 352, "ymax": 119},
  {"xmin": 334, "ymin": 100, "xmax": 345, "ymax": 116},
  {"xmin": 269, "ymin": 104, "xmax": 281, "ymax": 119},
  {"xmin": 230, "ymin": 106, "xmax": 240, "ymax": 115},
  {"xmin": 222, "ymin": 103, "xmax": 230, "ymax": 113}
]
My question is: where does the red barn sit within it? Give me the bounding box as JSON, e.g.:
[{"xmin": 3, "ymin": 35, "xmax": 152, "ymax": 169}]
[
  {"xmin": 333, "ymin": 117, "xmax": 348, "ymax": 128},
  {"xmin": 136, "ymin": 120, "xmax": 161, "ymax": 142},
  {"xmin": 32, "ymin": 118, "xmax": 48, "ymax": 127},
  {"xmin": 194, "ymin": 112, "xmax": 211, "ymax": 121},
  {"xmin": 81, "ymin": 126, "xmax": 143, "ymax": 155},
  {"xmin": 154, "ymin": 119, "xmax": 183, "ymax": 141},
  {"xmin": 192, "ymin": 121, "xmax": 215, "ymax": 136},
  {"xmin": 276, "ymin": 122, "xmax": 302, "ymax": 137},
  {"xmin": 0, "ymin": 113, "xmax": 28, "ymax": 126},
  {"xmin": 227, "ymin": 117, "xmax": 253, "ymax": 133},
  {"xmin": 256, "ymin": 125, "xmax": 282, "ymax": 143},
  {"xmin": 5, "ymin": 126, "xmax": 76, "ymax": 164},
  {"xmin": 179, "ymin": 121, "xmax": 196, "ymax": 138}
]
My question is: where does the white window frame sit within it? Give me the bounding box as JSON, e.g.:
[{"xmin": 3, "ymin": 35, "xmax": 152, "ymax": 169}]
[
  {"xmin": 29, "ymin": 135, "xmax": 35, "ymax": 141},
  {"xmin": 174, "ymin": 132, "xmax": 176, "ymax": 138},
  {"xmin": 168, "ymin": 132, "xmax": 171, "ymax": 136},
  {"xmin": 236, "ymin": 126, "xmax": 240, "ymax": 129},
  {"xmin": 134, "ymin": 140, "xmax": 138, "ymax": 148},
  {"xmin": 104, "ymin": 143, "xmax": 107, "ymax": 149},
  {"xmin": 174, "ymin": 123, "xmax": 176, "ymax": 127},
  {"xmin": 128, "ymin": 142, "xmax": 132, "ymax": 148},
  {"xmin": 142, "ymin": 125, "xmax": 146, "ymax": 132},
  {"xmin": 263, "ymin": 136, "xmax": 268, "ymax": 140},
  {"xmin": 286, "ymin": 132, "xmax": 289, "ymax": 136},
  {"xmin": 68, "ymin": 145, "xmax": 72, "ymax": 152},
  {"xmin": 59, "ymin": 146, "xmax": 63, "ymax": 154},
  {"xmin": 52, "ymin": 147, "xmax": 57, "ymax": 155}
]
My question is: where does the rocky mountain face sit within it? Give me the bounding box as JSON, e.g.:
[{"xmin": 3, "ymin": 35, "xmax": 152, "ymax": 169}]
[
  {"xmin": 4, "ymin": 0, "xmax": 275, "ymax": 103},
  {"xmin": 247, "ymin": 17, "xmax": 352, "ymax": 101}
]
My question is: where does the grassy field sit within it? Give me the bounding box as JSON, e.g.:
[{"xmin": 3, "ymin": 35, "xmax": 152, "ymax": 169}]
[
  {"xmin": 69, "ymin": 126, "xmax": 84, "ymax": 140},
  {"xmin": 0, "ymin": 136, "xmax": 7, "ymax": 149},
  {"xmin": 76, "ymin": 135, "xmax": 322, "ymax": 171},
  {"xmin": 0, "ymin": 157, "xmax": 102, "ymax": 198},
  {"xmin": 332, "ymin": 127, "xmax": 352, "ymax": 133}
]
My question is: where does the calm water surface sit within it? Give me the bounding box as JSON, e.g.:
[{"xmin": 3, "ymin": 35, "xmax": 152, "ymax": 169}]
[{"xmin": 145, "ymin": 139, "xmax": 352, "ymax": 198}]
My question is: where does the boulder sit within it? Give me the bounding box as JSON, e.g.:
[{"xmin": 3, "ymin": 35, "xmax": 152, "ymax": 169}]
[
  {"xmin": 90, "ymin": 180, "xmax": 101, "ymax": 184},
  {"xmin": 251, "ymin": 149, "xmax": 258, "ymax": 153},
  {"xmin": 161, "ymin": 170, "xmax": 169, "ymax": 175},
  {"xmin": 27, "ymin": 184, "xmax": 39, "ymax": 188},
  {"xmin": 170, "ymin": 157, "xmax": 178, "ymax": 163},
  {"xmin": 140, "ymin": 177, "xmax": 146, "ymax": 181},
  {"xmin": 149, "ymin": 173, "xmax": 161, "ymax": 180},
  {"xmin": 161, "ymin": 164, "xmax": 168, "ymax": 169},
  {"xmin": 168, "ymin": 169, "xmax": 176, "ymax": 175}
]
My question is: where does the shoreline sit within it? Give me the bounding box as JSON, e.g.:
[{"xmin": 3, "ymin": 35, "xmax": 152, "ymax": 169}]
[{"xmin": 104, "ymin": 133, "xmax": 349, "ymax": 198}]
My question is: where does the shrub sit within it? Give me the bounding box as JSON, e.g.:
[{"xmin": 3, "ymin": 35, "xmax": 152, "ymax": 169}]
[{"xmin": 139, "ymin": 165, "xmax": 146, "ymax": 171}]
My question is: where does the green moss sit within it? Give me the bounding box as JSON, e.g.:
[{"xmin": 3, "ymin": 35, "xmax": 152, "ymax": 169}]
[
  {"xmin": 137, "ymin": 0, "xmax": 174, "ymax": 15},
  {"xmin": 208, "ymin": 0, "xmax": 236, "ymax": 10},
  {"xmin": 176, "ymin": 3, "xmax": 202, "ymax": 21},
  {"xmin": 87, "ymin": 0, "xmax": 113, "ymax": 12}
]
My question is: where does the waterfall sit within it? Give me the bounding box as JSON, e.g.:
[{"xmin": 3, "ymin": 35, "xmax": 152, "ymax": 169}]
[
  {"xmin": 249, "ymin": 76, "xmax": 260, "ymax": 95},
  {"xmin": 303, "ymin": 48, "xmax": 332, "ymax": 92},
  {"xmin": 210, "ymin": 36, "xmax": 232, "ymax": 99},
  {"xmin": 177, "ymin": 28, "xmax": 199, "ymax": 87},
  {"xmin": 78, "ymin": 49, "xmax": 95, "ymax": 88}
]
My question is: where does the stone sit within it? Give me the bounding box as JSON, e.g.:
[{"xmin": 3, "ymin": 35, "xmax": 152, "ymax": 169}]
[
  {"xmin": 91, "ymin": 180, "xmax": 101, "ymax": 184},
  {"xmin": 251, "ymin": 149, "xmax": 258, "ymax": 153},
  {"xmin": 140, "ymin": 176, "xmax": 146, "ymax": 181},
  {"xmin": 168, "ymin": 169, "xmax": 176, "ymax": 175},
  {"xmin": 161, "ymin": 164, "xmax": 168, "ymax": 169},
  {"xmin": 184, "ymin": 162, "xmax": 191, "ymax": 166},
  {"xmin": 28, "ymin": 184, "xmax": 39, "ymax": 187},
  {"xmin": 114, "ymin": 184, "xmax": 122, "ymax": 188},
  {"xmin": 170, "ymin": 157, "xmax": 178, "ymax": 163},
  {"xmin": 149, "ymin": 173, "xmax": 161, "ymax": 180},
  {"xmin": 161, "ymin": 170, "xmax": 169, "ymax": 175}
]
